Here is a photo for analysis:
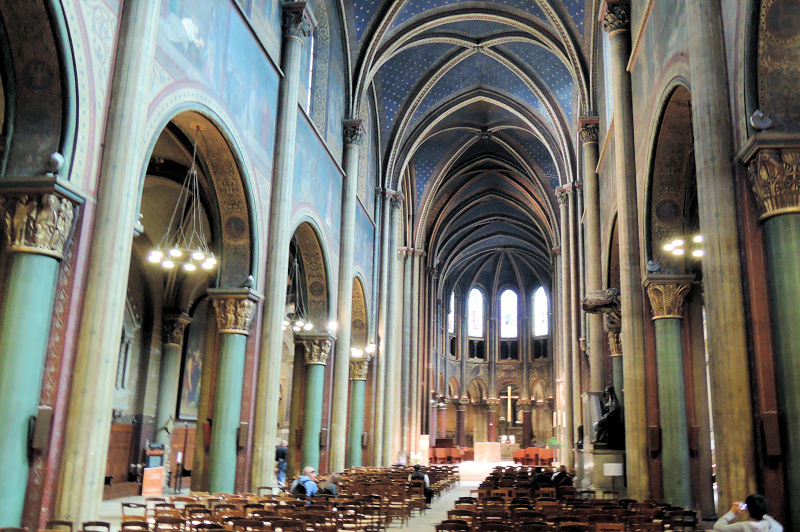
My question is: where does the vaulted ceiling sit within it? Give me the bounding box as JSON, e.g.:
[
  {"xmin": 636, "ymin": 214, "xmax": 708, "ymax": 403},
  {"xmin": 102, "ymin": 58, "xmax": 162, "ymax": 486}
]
[{"xmin": 348, "ymin": 0, "xmax": 597, "ymax": 299}]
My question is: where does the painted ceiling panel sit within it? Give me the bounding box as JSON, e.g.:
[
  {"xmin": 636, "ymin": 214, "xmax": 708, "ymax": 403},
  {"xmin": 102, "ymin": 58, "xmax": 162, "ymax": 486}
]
[
  {"xmin": 354, "ymin": 0, "xmax": 385, "ymax": 41},
  {"xmin": 435, "ymin": 19, "xmax": 520, "ymax": 39},
  {"xmin": 498, "ymin": 41, "xmax": 575, "ymax": 122},
  {"xmin": 497, "ymin": 128, "xmax": 560, "ymax": 187},
  {"xmin": 449, "ymin": 137, "xmax": 518, "ymax": 170},
  {"xmin": 409, "ymin": 52, "xmax": 552, "ymax": 131},
  {"xmin": 390, "ymin": 0, "xmax": 549, "ymax": 32},
  {"xmin": 562, "ymin": 0, "xmax": 586, "ymax": 34},
  {"xmin": 412, "ymin": 129, "xmax": 473, "ymax": 202},
  {"xmin": 378, "ymin": 42, "xmax": 461, "ymax": 135}
]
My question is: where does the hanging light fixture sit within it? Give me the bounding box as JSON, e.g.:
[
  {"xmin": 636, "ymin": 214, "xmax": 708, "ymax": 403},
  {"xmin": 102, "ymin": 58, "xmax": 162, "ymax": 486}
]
[
  {"xmin": 282, "ymin": 254, "xmax": 313, "ymax": 332},
  {"xmin": 147, "ymin": 126, "xmax": 216, "ymax": 272}
]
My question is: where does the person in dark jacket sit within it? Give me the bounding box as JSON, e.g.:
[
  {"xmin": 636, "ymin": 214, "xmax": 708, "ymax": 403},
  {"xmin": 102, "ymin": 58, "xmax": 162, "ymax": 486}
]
[
  {"xmin": 408, "ymin": 464, "xmax": 434, "ymax": 506},
  {"xmin": 289, "ymin": 466, "xmax": 318, "ymax": 496},
  {"xmin": 275, "ymin": 439, "xmax": 288, "ymax": 487}
]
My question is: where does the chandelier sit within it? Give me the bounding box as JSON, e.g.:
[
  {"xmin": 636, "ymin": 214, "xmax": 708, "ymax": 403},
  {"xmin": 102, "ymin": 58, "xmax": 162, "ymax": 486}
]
[
  {"xmin": 147, "ymin": 127, "xmax": 216, "ymax": 272},
  {"xmin": 662, "ymin": 234, "xmax": 704, "ymax": 258},
  {"xmin": 283, "ymin": 254, "xmax": 314, "ymax": 332}
]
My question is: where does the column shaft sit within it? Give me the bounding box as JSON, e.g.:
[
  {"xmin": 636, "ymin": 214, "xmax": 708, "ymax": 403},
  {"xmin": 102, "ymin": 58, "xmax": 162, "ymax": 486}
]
[
  {"xmin": 410, "ymin": 253, "xmax": 422, "ymax": 454},
  {"xmin": 486, "ymin": 402, "xmax": 499, "ymax": 442},
  {"xmin": 382, "ymin": 198, "xmax": 402, "ymax": 464},
  {"xmin": 329, "ymin": 123, "xmax": 362, "ymax": 472},
  {"xmin": 0, "ymin": 253, "xmax": 59, "ymax": 526},
  {"xmin": 301, "ymin": 363, "xmax": 326, "ymax": 471},
  {"xmin": 557, "ymin": 189, "xmax": 574, "ymax": 467},
  {"xmin": 568, "ymin": 186, "xmax": 582, "ymax": 453},
  {"xmin": 252, "ymin": 5, "xmax": 311, "ymax": 487},
  {"xmin": 685, "ymin": 0, "xmax": 756, "ymax": 510},
  {"xmin": 346, "ymin": 357, "xmax": 369, "ymax": 467},
  {"xmin": 400, "ymin": 252, "xmax": 412, "ymax": 460},
  {"xmin": 455, "ymin": 404, "xmax": 467, "ymax": 447},
  {"xmin": 437, "ymin": 405, "xmax": 447, "ymax": 439},
  {"xmin": 373, "ymin": 192, "xmax": 391, "ymax": 465},
  {"xmin": 604, "ymin": 5, "xmax": 649, "ymax": 498},
  {"xmin": 56, "ymin": 0, "xmax": 159, "ymax": 521}
]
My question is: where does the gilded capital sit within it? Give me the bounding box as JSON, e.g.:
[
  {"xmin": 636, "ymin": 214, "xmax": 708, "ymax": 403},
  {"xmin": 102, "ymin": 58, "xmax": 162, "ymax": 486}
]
[
  {"xmin": 349, "ymin": 355, "xmax": 370, "ymax": 380},
  {"xmin": 302, "ymin": 335, "xmax": 333, "ymax": 365},
  {"xmin": 645, "ymin": 277, "xmax": 693, "ymax": 320},
  {"xmin": 162, "ymin": 314, "xmax": 191, "ymax": 346},
  {"xmin": 579, "ymin": 123, "xmax": 599, "ymax": 145},
  {"xmin": 556, "ymin": 187, "xmax": 569, "ymax": 206},
  {"xmin": 452, "ymin": 398, "xmax": 470, "ymax": 411},
  {"xmin": 603, "ymin": 4, "xmax": 630, "ymax": 34},
  {"xmin": 607, "ymin": 330, "xmax": 622, "ymax": 357},
  {"xmin": 212, "ymin": 297, "xmax": 257, "ymax": 335},
  {"xmin": 0, "ymin": 192, "xmax": 76, "ymax": 260},
  {"xmin": 282, "ymin": 2, "xmax": 313, "ymax": 38},
  {"xmin": 343, "ymin": 120, "xmax": 365, "ymax": 147},
  {"xmin": 748, "ymin": 148, "xmax": 800, "ymax": 221},
  {"xmin": 485, "ymin": 397, "xmax": 501, "ymax": 411},
  {"xmin": 517, "ymin": 398, "xmax": 533, "ymax": 412}
]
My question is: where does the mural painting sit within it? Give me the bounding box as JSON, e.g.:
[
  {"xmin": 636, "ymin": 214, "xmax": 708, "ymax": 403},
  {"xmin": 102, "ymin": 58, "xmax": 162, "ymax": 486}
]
[
  {"xmin": 179, "ymin": 300, "xmax": 209, "ymax": 420},
  {"xmin": 354, "ymin": 204, "xmax": 375, "ymax": 294},
  {"xmin": 246, "ymin": 0, "xmax": 282, "ymax": 60}
]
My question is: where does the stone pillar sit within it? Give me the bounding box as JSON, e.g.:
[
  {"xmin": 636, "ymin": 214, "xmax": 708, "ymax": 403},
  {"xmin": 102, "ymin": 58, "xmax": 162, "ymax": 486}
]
[
  {"xmin": 606, "ymin": 319, "xmax": 624, "ymax": 406},
  {"xmin": 569, "ymin": 183, "xmax": 582, "ymax": 453},
  {"xmin": 603, "ymin": 3, "xmax": 649, "ymax": 499},
  {"xmin": 410, "ymin": 252, "xmax": 422, "ymax": 455},
  {"xmin": 55, "ymin": 0, "xmax": 160, "ymax": 522},
  {"xmin": 399, "ymin": 250, "xmax": 413, "ymax": 462},
  {"xmin": 373, "ymin": 191, "xmax": 391, "ymax": 466},
  {"xmin": 437, "ymin": 403, "xmax": 448, "ymax": 439},
  {"xmin": 0, "ymin": 193, "xmax": 75, "ymax": 526},
  {"xmin": 329, "ymin": 120, "xmax": 364, "ymax": 472},
  {"xmin": 486, "ymin": 398, "xmax": 500, "ymax": 442},
  {"xmin": 685, "ymin": 0, "xmax": 757, "ymax": 511},
  {"xmin": 518, "ymin": 399, "xmax": 533, "ymax": 447},
  {"xmin": 208, "ymin": 291, "xmax": 258, "ymax": 493},
  {"xmin": 347, "ymin": 355, "xmax": 370, "ymax": 467},
  {"xmin": 746, "ymin": 147, "xmax": 800, "ymax": 525},
  {"xmin": 252, "ymin": 2, "xmax": 314, "ymax": 487},
  {"xmin": 557, "ymin": 187, "xmax": 574, "ymax": 467},
  {"xmin": 454, "ymin": 399, "xmax": 468, "ymax": 447},
  {"xmin": 645, "ymin": 277, "xmax": 693, "ymax": 509},
  {"xmin": 298, "ymin": 333, "xmax": 333, "ymax": 471},
  {"xmin": 382, "ymin": 196, "xmax": 402, "ymax": 464},
  {"xmin": 154, "ymin": 314, "xmax": 191, "ymax": 487},
  {"xmin": 580, "ymin": 120, "xmax": 604, "ymax": 394}
]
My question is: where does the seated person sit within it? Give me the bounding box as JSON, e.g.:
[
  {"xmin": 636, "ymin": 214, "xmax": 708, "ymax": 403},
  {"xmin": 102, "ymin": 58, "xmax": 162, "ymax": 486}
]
[
  {"xmin": 317, "ymin": 472, "xmax": 341, "ymax": 497},
  {"xmin": 408, "ymin": 464, "xmax": 434, "ymax": 506},
  {"xmin": 289, "ymin": 466, "xmax": 318, "ymax": 496},
  {"xmin": 532, "ymin": 467, "xmax": 553, "ymax": 487},
  {"xmin": 713, "ymin": 494, "xmax": 782, "ymax": 531},
  {"xmin": 552, "ymin": 465, "xmax": 573, "ymax": 487}
]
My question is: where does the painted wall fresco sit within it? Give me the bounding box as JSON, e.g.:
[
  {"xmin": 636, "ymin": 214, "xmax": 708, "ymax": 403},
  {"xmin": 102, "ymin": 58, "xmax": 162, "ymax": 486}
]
[
  {"xmin": 179, "ymin": 300, "xmax": 209, "ymax": 420},
  {"xmin": 357, "ymin": 99, "xmax": 377, "ymax": 219},
  {"xmin": 293, "ymin": 115, "xmax": 344, "ymax": 257},
  {"xmin": 354, "ymin": 204, "xmax": 376, "ymax": 295},
  {"xmin": 758, "ymin": 0, "xmax": 800, "ymax": 132},
  {"xmin": 236, "ymin": 0, "xmax": 282, "ymax": 62},
  {"xmin": 324, "ymin": 11, "xmax": 346, "ymax": 161}
]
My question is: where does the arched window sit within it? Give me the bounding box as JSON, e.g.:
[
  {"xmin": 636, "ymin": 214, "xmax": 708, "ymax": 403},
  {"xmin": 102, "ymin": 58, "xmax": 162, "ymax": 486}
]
[
  {"xmin": 468, "ymin": 288, "xmax": 483, "ymax": 337},
  {"xmin": 447, "ymin": 292, "xmax": 455, "ymax": 334},
  {"xmin": 500, "ymin": 289, "xmax": 518, "ymax": 338},
  {"xmin": 533, "ymin": 287, "xmax": 548, "ymax": 336}
]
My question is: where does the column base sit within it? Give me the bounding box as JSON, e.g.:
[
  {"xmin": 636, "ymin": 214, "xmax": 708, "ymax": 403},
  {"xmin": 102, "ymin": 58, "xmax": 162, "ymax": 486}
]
[{"xmin": 579, "ymin": 449, "xmax": 626, "ymax": 494}]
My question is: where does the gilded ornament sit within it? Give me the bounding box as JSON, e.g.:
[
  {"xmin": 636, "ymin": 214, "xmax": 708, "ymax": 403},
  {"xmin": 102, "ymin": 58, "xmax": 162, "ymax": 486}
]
[
  {"xmin": 556, "ymin": 187, "xmax": 569, "ymax": 206},
  {"xmin": 748, "ymin": 148, "xmax": 800, "ymax": 220},
  {"xmin": 645, "ymin": 281, "xmax": 691, "ymax": 319},
  {"xmin": 607, "ymin": 330, "xmax": 622, "ymax": 357},
  {"xmin": 517, "ymin": 398, "xmax": 533, "ymax": 411},
  {"xmin": 303, "ymin": 337, "xmax": 332, "ymax": 365},
  {"xmin": 603, "ymin": 5, "xmax": 630, "ymax": 34},
  {"xmin": 212, "ymin": 297, "xmax": 256, "ymax": 334},
  {"xmin": 0, "ymin": 193, "xmax": 76, "ymax": 259},
  {"xmin": 485, "ymin": 397, "xmax": 501, "ymax": 410},
  {"xmin": 349, "ymin": 356, "xmax": 370, "ymax": 380},
  {"xmin": 579, "ymin": 123, "xmax": 599, "ymax": 145}
]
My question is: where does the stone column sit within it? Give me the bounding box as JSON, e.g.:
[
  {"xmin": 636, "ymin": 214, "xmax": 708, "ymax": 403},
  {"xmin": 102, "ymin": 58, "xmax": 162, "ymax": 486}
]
[
  {"xmin": 373, "ymin": 191, "xmax": 391, "ymax": 465},
  {"xmin": 518, "ymin": 399, "xmax": 533, "ymax": 447},
  {"xmin": 486, "ymin": 398, "xmax": 500, "ymax": 442},
  {"xmin": 382, "ymin": 196, "xmax": 402, "ymax": 464},
  {"xmin": 346, "ymin": 355, "xmax": 370, "ymax": 467},
  {"xmin": 298, "ymin": 333, "xmax": 333, "ymax": 471},
  {"xmin": 0, "ymin": 193, "xmax": 75, "ymax": 526},
  {"xmin": 580, "ymin": 120, "xmax": 604, "ymax": 394},
  {"xmin": 747, "ymin": 147, "xmax": 800, "ymax": 524},
  {"xmin": 568, "ymin": 183, "xmax": 582, "ymax": 453},
  {"xmin": 410, "ymin": 252, "xmax": 422, "ymax": 454},
  {"xmin": 55, "ymin": 0, "xmax": 160, "ymax": 522},
  {"xmin": 437, "ymin": 402, "xmax": 448, "ymax": 439},
  {"xmin": 329, "ymin": 120, "xmax": 364, "ymax": 472},
  {"xmin": 603, "ymin": 3, "xmax": 649, "ymax": 499},
  {"xmin": 399, "ymin": 250, "xmax": 413, "ymax": 462},
  {"xmin": 252, "ymin": 2, "xmax": 314, "ymax": 487},
  {"xmin": 645, "ymin": 277, "xmax": 693, "ymax": 509},
  {"xmin": 605, "ymin": 315, "xmax": 624, "ymax": 406},
  {"xmin": 454, "ymin": 399, "xmax": 468, "ymax": 447},
  {"xmin": 207, "ymin": 291, "xmax": 258, "ymax": 493},
  {"xmin": 685, "ymin": 0, "xmax": 756, "ymax": 511},
  {"xmin": 557, "ymin": 187, "xmax": 574, "ymax": 467},
  {"xmin": 460, "ymin": 294, "xmax": 469, "ymax": 385},
  {"xmin": 154, "ymin": 314, "xmax": 191, "ymax": 487}
]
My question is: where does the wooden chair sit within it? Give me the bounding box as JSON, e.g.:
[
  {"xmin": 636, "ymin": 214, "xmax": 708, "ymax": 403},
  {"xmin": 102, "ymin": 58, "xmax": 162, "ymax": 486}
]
[
  {"xmin": 44, "ymin": 521, "xmax": 73, "ymax": 532},
  {"xmin": 81, "ymin": 522, "xmax": 110, "ymax": 532},
  {"xmin": 434, "ymin": 520, "xmax": 470, "ymax": 532},
  {"xmin": 1, "ymin": 528, "xmax": 29, "ymax": 532},
  {"xmin": 153, "ymin": 516, "xmax": 183, "ymax": 532},
  {"xmin": 558, "ymin": 524, "xmax": 592, "ymax": 532},
  {"xmin": 627, "ymin": 524, "xmax": 663, "ymax": 532},
  {"xmin": 664, "ymin": 510, "xmax": 697, "ymax": 531},
  {"xmin": 119, "ymin": 522, "xmax": 149, "ymax": 532},
  {"xmin": 476, "ymin": 524, "xmax": 514, "ymax": 532},
  {"xmin": 594, "ymin": 524, "xmax": 626, "ymax": 532},
  {"xmin": 517, "ymin": 523, "xmax": 553, "ymax": 532},
  {"xmin": 265, "ymin": 518, "xmax": 304, "ymax": 531}
]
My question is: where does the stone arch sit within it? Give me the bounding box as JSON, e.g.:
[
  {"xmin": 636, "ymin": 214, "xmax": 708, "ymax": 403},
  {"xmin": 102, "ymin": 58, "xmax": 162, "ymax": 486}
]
[
  {"xmin": 467, "ymin": 378, "xmax": 488, "ymax": 403},
  {"xmin": 290, "ymin": 220, "xmax": 331, "ymax": 325},
  {"xmin": 351, "ymin": 275, "xmax": 368, "ymax": 348},
  {"xmin": 448, "ymin": 376, "xmax": 461, "ymax": 399}
]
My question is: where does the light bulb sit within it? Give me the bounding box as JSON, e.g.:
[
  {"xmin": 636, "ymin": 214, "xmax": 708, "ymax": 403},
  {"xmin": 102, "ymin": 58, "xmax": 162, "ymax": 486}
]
[
  {"xmin": 303, "ymin": 323, "xmax": 313, "ymax": 331},
  {"xmin": 328, "ymin": 320, "xmax": 338, "ymax": 333},
  {"xmin": 692, "ymin": 249, "xmax": 704, "ymax": 257},
  {"xmin": 201, "ymin": 261, "xmax": 214, "ymax": 270},
  {"xmin": 351, "ymin": 348, "xmax": 363, "ymax": 357},
  {"xmin": 148, "ymin": 253, "xmax": 161, "ymax": 263},
  {"xmin": 183, "ymin": 263, "xmax": 197, "ymax": 271},
  {"xmin": 295, "ymin": 320, "xmax": 304, "ymax": 327},
  {"xmin": 162, "ymin": 260, "xmax": 175, "ymax": 269},
  {"xmin": 292, "ymin": 326, "xmax": 301, "ymax": 332},
  {"xmin": 672, "ymin": 248, "xmax": 685, "ymax": 255},
  {"xmin": 192, "ymin": 251, "xmax": 205, "ymax": 261},
  {"xmin": 150, "ymin": 250, "xmax": 163, "ymax": 261},
  {"xmin": 206, "ymin": 257, "xmax": 217, "ymax": 265},
  {"xmin": 663, "ymin": 244, "xmax": 675, "ymax": 251},
  {"xmin": 672, "ymin": 239, "xmax": 685, "ymax": 247},
  {"xmin": 693, "ymin": 235, "xmax": 703, "ymax": 243},
  {"xmin": 282, "ymin": 320, "xmax": 290, "ymax": 327},
  {"xmin": 365, "ymin": 343, "xmax": 376, "ymax": 354},
  {"xmin": 169, "ymin": 248, "xmax": 182, "ymax": 257}
]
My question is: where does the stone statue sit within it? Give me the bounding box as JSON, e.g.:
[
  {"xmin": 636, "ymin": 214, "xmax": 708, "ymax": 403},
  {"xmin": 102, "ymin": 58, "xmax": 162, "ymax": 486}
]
[{"xmin": 593, "ymin": 386, "xmax": 624, "ymax": 450}]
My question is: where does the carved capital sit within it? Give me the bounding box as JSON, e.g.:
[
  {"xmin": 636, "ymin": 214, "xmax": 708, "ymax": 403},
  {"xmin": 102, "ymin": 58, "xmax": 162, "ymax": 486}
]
[
  {"xmin": 579, "ymin": 123, "xmax": 599, "ymax": 145},
  {"xmin": 645, "ymin": 277, "xmax": 693, "ymax": 319},
  {"xmin": 282, "ymin": 2, "xmax": 313, "ymax": 38},
  {"xmin": 485, "ymin": 397, "xmax": 501, "ymax": 411},
  {"xmin": 390, "ymin": 195, "xmax": 403, "ymax": 210},
  {"xmin": 300, "ymin": 334, "xmax": 333, "ymax": 365},
  {"xmin": 162, "ymin": 314, "xmax": 192, "ymax": 346},
  {"xmin": 556, "ymin": 187, "xmax": 570, "ymax": 206},
  {"xmin": 349, "ymin": 355, "xmax": 370, "ymax": 380},
  {"xmin": 343, "ymin": 120, "xmax": 365, "ymax": 146},
  {"xmin": 603, "ymin": 4, "xmax": 630, "ymax": 34},
  {"xmin": 748, "ymin": 148, "xmax": 800, "ymax": 221},
  {"xmin": 209, "ymin": 289, "xmax": 261, "ymax": 335},
  {"xmin": 607, "ymin": 330, "xmax": 622, "ymax": 357},
  {"xmin": 0, "ymin": 192, "xmax": 76, "ymax": 260},
  {"xmin": 517, "ymin": 398, "xmax": 533, "ymax": 412},
  {"xmin": 452, "ymin": 398, "xmax": 470, "ymax": 411}
]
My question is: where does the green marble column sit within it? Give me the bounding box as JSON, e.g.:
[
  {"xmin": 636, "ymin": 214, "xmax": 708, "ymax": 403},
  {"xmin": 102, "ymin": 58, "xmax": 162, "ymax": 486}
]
[
  {"xmin": 748, "ymin": 147, "xmax": 800, "ymax": 528},
  {"xmin": 0, "ymin": 193, "xmax": 75, "ymax": 526},
  {"xmin": 208, "ymin": 291, "xmax": 258, "ymax": 494},
  {"xmin": 645, "ymin": 278, "xmax": 693, "ymax": 509},
  {"xmin": 347, "ymin": 355, "xmax": 370, "ymax": 467},
  {"xmin": 300, "ymin": 334, "xmax": 333, "ymax": 471}
]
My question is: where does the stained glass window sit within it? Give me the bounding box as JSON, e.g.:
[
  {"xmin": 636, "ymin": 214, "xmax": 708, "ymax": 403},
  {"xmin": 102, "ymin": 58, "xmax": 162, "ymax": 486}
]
[
  {"xmin": 533, "ymin": 287, "xmax": 548, "ymax": 336},
  {"xmin": 448, "ymin": 292, "xmax": 455, "ymax": 334},
  {"xmin": 468, "ymin": 288, "xmax": 483, "ymax": 337},
  {"xmin": 500, "ymin": 289, "xmax": 518, "ymax": 338}
]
